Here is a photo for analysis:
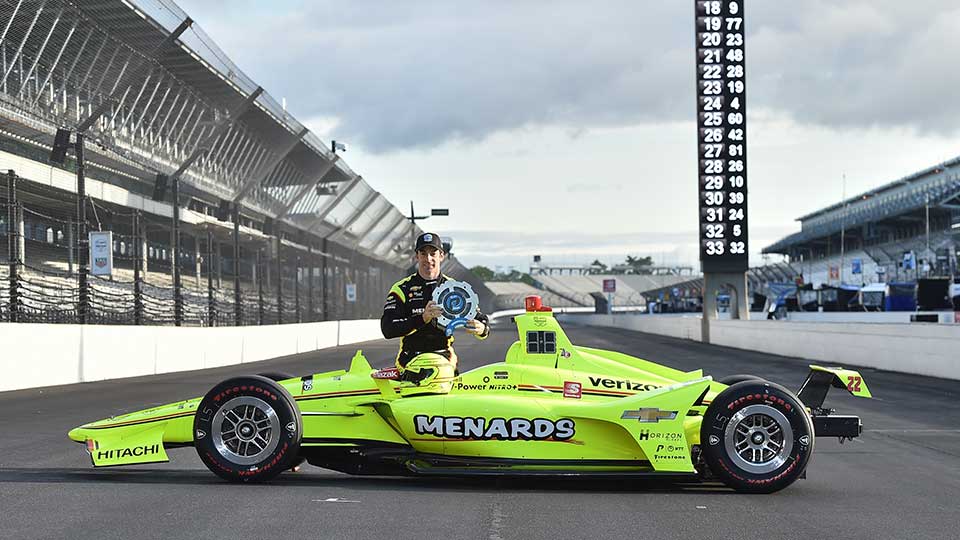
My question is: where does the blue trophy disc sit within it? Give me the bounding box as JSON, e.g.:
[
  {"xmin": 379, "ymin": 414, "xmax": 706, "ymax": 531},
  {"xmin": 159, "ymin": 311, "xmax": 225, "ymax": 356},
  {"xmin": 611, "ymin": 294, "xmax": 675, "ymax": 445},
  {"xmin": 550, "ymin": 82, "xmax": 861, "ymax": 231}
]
[{"xmin": 432, "ymin": 280, "xmax": 479, "ymax": 333}]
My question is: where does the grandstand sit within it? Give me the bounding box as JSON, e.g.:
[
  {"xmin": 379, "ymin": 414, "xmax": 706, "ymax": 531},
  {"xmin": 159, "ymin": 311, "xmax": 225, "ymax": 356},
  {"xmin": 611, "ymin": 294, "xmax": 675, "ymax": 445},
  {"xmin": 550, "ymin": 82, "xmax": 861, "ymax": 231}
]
[
  {"xmin": 624, "ymin": 262, "xmax": 799, "ymax": 313},
  {"xmin": 0, "ymin": 0, "xmax": 489, "ymax": 325},
  {"xmin": 764, "ymin": 157, "xmax": 960, "ymax": 285},
  {"xmin": 483, "ymin": 261, "xmax": 696, "ymax": 309},
  {"xmin": 604, "ymin": 157, "xmax": 960, "ymax": 313},
  {"xmin": 484, "ymin": 281, "xmax": 568, "ymax": 311},
  {"xmin": 531, "ymin": 274, "xmax": 650, "ymax": 306}
]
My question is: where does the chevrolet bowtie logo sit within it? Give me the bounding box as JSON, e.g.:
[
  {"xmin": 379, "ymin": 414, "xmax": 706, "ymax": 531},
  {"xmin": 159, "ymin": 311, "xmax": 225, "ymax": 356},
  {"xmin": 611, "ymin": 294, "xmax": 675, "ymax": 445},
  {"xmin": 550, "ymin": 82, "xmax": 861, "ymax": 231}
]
[{"xmin": 621, "ymin": 408, "xmax": 678, "ymax": 423}]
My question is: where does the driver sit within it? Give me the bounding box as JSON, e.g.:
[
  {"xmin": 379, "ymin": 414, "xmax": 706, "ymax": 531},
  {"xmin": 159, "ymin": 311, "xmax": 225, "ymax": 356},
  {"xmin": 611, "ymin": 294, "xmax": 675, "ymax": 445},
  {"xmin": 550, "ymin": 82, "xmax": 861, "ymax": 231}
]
[{"xmin": 380, "ymin": 232, "xmax": 490, "ymax": 373}]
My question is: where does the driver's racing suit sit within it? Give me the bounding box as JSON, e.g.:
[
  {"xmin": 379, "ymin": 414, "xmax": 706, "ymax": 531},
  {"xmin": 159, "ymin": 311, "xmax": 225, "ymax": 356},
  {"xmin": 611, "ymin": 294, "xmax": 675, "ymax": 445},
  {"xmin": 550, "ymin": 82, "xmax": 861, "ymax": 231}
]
[{"xmin": 380, "ymin": 273, "xmax": 490, "ymax": 368}]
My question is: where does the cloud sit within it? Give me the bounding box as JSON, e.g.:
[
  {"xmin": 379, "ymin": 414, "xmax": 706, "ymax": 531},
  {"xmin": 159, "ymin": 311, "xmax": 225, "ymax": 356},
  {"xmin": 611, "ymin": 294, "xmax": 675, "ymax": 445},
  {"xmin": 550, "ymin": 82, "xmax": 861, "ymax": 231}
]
[
  {"xmin": 180, "ymin": 1, "xmax": 960, "ymax": 153},
  {"xmin": 446, "ymin": 225, "xmax": 798, "ymax": 271},
  {"xmin": 566, "ymin": 183, "xmax": 622, "ymax": 193}
]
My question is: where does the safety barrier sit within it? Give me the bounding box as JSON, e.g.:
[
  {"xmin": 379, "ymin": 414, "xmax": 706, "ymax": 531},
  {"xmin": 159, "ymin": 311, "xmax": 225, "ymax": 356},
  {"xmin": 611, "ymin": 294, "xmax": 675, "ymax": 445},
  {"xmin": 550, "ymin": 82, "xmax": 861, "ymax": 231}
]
[
  {"xmin": 0, "ymin": 318, "xmax": 383, "ymax": 392},
  {"xmin": 560, "ymin": 314, "xmax": 960, "ymax": 381}
]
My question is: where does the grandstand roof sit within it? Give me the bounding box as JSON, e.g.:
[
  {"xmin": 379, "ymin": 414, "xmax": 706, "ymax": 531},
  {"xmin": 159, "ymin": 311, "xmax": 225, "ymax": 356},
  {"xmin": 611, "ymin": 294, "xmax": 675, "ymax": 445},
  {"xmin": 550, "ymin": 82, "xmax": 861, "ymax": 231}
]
[
  {"xmin": 0, "ymin": 0, "xmax": 419, "ymax": 265},
  {"xmin": 764, "ymin": 155, "xmax": 960, "ymax": 254}
]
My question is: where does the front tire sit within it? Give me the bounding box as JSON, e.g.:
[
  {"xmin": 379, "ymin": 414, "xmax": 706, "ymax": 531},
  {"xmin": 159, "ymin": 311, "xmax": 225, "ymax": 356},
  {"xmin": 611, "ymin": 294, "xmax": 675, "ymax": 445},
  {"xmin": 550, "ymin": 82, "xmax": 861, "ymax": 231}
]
[
  {"xmin": 194, "ymin": 375, "xmax": 302, "ymax": 482},
  {"xmin": 257, "ymin": 371, "xmax": 296, "ymax": 382},
  {"xmin": 701, "ymin": 380, "xmax": 814, "ymax": 493}
]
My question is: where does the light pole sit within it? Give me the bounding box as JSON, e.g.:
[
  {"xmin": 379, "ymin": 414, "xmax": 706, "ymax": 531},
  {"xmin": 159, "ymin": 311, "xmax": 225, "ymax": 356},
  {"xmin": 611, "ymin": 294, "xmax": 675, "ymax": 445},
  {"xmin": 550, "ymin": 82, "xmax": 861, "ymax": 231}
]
[
  {"xmin": 840, "ymin": 173, "xmax": 846, "ymax": 286},
  {"xmin": 407, "ymin": 202, "xmax": 449, "ymax": 255},
  {"xmin": 50, "ymin": 128, "xmax": 90, "ymax": 323}
]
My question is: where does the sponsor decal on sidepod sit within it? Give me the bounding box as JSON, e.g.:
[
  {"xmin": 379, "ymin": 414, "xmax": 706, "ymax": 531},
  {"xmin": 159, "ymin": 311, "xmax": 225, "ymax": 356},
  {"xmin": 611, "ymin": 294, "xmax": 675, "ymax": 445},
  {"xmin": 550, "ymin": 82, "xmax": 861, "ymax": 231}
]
[{"xmin": 414, "ymin": 415, "xmax": 575, "ymax": 441}]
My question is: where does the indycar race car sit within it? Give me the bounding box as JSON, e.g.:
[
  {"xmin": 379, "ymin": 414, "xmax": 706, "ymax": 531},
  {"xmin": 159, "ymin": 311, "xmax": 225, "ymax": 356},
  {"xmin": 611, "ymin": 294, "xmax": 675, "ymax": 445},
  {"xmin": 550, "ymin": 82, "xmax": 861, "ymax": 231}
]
[{"xmin": 68, "ymin": 295, "xmax": 871, "ymax": 493}]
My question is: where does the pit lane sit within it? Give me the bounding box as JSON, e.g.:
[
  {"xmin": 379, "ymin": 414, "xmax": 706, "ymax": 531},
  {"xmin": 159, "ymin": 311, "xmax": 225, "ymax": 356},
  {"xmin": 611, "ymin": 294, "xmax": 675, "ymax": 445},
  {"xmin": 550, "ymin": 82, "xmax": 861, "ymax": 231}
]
[{"xmin": 1, "ymin": 321, "xmax": 958, "ymax": 540}]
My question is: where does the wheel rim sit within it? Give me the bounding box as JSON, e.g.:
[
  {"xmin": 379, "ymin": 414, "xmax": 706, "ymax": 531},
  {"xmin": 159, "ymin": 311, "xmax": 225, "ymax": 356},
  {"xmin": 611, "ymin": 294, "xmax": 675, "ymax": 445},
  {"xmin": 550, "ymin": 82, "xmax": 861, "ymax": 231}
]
[
  {"xmin": 723, "ymin": 404, "xmax": 794, "ymax": 474},
  {"xmin": 211, "ymin": 396, "xmax": 280, "ymax": 466}
]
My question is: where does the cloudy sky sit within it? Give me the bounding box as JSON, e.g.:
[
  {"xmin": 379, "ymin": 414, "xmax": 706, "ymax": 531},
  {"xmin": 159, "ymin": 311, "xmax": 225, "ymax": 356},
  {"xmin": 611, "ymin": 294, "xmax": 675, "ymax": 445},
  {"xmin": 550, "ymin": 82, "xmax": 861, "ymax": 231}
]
[{"xmin": 178, "ymin": 0, "xmax": 960, "ymax": 271}]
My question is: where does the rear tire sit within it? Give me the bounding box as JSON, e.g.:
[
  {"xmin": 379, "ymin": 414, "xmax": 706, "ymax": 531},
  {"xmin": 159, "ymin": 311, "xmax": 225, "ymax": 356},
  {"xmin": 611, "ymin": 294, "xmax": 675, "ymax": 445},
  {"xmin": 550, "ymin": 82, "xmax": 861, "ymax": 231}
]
[
  {"xmin": 718, "ymin": 374, "xmax": 766, "ymax": 386},
  {"xmin": 700, "ymin": 380, "xmax": 814, "ymax": 493},
  {"xmin": 194, "ymin": 375, "xmax": 302, "ymax": 483}
]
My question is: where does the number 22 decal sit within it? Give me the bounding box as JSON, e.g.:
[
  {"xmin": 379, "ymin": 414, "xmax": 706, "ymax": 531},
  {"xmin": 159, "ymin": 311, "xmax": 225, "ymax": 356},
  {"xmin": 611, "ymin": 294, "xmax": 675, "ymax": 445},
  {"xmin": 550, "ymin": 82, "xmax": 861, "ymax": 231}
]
[{"xmin": 846, "ymin": 376, "xmax": 862, "ymax": 392}]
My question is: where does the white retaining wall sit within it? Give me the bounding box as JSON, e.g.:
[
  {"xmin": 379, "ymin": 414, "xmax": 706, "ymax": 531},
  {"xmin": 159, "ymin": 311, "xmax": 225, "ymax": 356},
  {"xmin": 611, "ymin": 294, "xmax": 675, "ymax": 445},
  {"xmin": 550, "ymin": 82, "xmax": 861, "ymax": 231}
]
[
  {"xmin": 784, "ymin": 311, "xmax": 958, "ymax": 324},
  {"xmin": 560, "ymin": 314, "xmax": 960, "ymax": 381},
  {"xmin": 0, "ymin": 319, "xmax": 384, "ymax": 392}
]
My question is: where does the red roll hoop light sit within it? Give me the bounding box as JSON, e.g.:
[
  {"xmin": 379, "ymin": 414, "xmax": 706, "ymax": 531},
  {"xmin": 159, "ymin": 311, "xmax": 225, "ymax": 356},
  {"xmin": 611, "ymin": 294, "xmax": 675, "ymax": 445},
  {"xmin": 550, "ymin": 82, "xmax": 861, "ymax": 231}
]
[{"xmin": 524, "ymin": 295, "xmax": 552, "ymax": 312}]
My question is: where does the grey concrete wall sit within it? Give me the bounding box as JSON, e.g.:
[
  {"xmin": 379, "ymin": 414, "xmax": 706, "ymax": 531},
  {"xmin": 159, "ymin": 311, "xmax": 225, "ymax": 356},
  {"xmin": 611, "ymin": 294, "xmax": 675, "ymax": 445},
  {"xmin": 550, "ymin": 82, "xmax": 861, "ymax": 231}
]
[{"xmin": 560, "ymin": 314, "xmax": 960, "ymax": 380}]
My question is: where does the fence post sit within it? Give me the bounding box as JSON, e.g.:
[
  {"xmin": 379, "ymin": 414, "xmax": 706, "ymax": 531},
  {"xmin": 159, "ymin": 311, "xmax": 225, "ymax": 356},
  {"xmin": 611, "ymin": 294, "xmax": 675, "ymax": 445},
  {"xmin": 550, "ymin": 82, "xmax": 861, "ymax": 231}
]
[
  {"xmin": 276, "ymin": 237, "xmax": 283, "ymax": 324},
  {"xmin": 257, "ymin": 249, "xmax": 264, "ymax": 325},
  {"xmin": 295, "ymin": 255, "xmax": 301, "ymax": 323},
  {"xmin": 11, "ymin": 203, "xmax": 21, "ymax": 322},
  {"xmin": 320, "ymin": 238, "xmax": 328, "ymax": 321},
  {"xmin": 7, "ymin": 171, "xmax": 19, "ymax": 322},
  {"xmin": 172, "ymin": 176, "xmax": 182, "ymax": 326},
  {"xmin": 214, "ymin": 238, "xmax": 221, "ymax": 289},
  {"xmin": 67, "ymin": 217, "xmax": 74, "ymax": 276},
  {"xmin": 307, "ymin": 244, "xmax": 314, "ymax": 322},
  {"xmin": 76, "ymin": 133, "xmax": 88, "ymax": 324},
  {"xmin": 207, "ymin": 229, "xmax": 214, "ymax": 326},
  {"xmin": 232, "ymin": 203, "xmax": 241, "ymax": 326},
  {"xmin": 133, "ymin": 211, "xmax": 143, "ymax": 325}
]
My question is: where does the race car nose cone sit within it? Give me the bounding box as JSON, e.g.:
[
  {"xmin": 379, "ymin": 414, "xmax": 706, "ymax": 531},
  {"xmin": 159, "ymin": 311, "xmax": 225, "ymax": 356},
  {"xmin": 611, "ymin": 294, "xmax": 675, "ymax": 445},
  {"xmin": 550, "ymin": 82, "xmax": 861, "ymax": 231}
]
[{"xmin": 68, "ymin": 427, "xmax": 85, "ymax": 442}]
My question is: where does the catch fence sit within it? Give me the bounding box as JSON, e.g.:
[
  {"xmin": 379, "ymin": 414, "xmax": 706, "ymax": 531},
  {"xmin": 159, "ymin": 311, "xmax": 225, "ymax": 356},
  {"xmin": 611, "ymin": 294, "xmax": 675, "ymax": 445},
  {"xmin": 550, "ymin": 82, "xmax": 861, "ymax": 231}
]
[{"xmin": 1, "ymin": 171, "xmax": 404, "ymax": 326}]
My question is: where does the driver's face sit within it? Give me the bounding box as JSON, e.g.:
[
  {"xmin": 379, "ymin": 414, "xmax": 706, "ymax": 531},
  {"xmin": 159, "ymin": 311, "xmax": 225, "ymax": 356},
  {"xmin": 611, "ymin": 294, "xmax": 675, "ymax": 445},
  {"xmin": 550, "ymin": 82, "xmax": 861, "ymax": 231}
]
[{"xmin": 415, "ymin": 246, "xmax": 444, "ymax": 280}]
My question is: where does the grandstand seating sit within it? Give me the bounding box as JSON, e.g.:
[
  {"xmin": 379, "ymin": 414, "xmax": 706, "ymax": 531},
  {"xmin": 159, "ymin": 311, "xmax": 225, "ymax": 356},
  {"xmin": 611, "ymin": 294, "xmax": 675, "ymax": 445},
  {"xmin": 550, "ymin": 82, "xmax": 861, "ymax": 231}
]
[
  {"xmin": 484, "ymin": 281, "xmax": 569, "ymax": 310},
  {"xmin": 789, "ymin": 229, "xmax": 956, "ymax": 286},
  {"xmin": 765, "ymin": 155, "xmax": 960, "ymax": 285},
  {"xmin": 511, "ymin": 273, "xmax": 695, "ymax": 309},
  {"xmin": 795, "ymin": 249, "xmax": 877, "ymax": 286},
  {"xmin": 0, "ymin": 261, "xmax": 262, "ymax": 325},
  {"xmin": 530, "ymin": 275, "xmax": 593, "ymax": 306},
  {"xmin": 614, "ymin": 274, "xmax": 696, "ymax": 296}
]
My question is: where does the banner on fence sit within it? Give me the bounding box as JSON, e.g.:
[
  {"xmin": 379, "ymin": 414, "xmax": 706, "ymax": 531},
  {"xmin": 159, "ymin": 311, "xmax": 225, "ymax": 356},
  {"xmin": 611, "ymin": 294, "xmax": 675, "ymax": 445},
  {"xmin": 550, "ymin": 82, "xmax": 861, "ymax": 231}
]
[
  {"xmin": 89, "ymin": 231, "xmax": 113, "ymax": 276},
  {"xmin": 346, "ymin": 283, "xmax": 357, "ymax": 303}
]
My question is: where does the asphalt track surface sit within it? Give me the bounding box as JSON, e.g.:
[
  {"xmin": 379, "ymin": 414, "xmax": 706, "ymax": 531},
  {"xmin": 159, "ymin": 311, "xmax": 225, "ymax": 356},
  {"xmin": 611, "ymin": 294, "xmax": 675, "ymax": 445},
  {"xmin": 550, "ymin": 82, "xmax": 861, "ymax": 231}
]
[{"xmin": 1, "ymin": 320, "xmax": 959, "ymax": 540}]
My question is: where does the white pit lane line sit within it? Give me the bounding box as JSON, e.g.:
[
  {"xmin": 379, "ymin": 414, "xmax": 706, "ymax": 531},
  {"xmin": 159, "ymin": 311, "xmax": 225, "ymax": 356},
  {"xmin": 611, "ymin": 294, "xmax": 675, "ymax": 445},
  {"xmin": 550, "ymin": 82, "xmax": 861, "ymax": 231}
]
[{"xmin": 868, "ymin": 429, "xmax": 960, "ymax": 433}]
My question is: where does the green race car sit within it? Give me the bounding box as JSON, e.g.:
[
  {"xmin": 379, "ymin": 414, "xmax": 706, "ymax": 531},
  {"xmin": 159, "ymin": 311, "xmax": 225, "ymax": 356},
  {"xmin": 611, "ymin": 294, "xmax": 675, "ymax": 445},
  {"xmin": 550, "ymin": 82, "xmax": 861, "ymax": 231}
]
[{"xmin": 68, "ymin": 296, "xmax": 870, "ymax": 493}]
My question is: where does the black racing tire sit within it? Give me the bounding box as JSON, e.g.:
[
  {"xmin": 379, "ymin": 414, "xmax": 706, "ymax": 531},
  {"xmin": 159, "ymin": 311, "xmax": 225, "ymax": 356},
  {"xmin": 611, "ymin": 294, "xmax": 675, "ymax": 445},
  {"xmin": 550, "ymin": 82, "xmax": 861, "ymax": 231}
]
[
  {"xmin": 194, "ymin": 375, "xmax": 302, "ymax": 483},
  {"xmin": 257, "ymin": 371, "xmax": 296, "ymax": 382},
  {"xmin": 255, "ymin": 372, "xmax": 303, "ymax": 473},
  {"xmin": 700, "ymin": 380, "xmax": 814, "ymax": 494},
  {"xmin": 718, "ymin": 374, "xmax": 766, "ymax": 386}
]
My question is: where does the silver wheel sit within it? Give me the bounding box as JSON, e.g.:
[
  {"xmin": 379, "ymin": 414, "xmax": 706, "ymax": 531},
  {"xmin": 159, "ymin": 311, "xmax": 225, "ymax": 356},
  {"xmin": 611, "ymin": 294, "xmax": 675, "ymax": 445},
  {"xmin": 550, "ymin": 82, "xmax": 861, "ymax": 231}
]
[
  {"xmin": 723, "ymin": 404, "xmax": 794, "ymax": 474},
  {"xmin": 211, "ymin": 396, "xmax": 280, "ymax": 466}
]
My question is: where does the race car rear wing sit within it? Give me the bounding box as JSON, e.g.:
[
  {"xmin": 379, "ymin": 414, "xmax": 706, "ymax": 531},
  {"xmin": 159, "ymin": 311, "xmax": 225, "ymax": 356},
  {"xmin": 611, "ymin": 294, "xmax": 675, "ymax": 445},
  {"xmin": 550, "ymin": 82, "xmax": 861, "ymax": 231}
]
[
  {"xmin": 797, "ymin": 365, "xmax": 871, "ymax": 441},
  {"xmin": 797, "ymin": 365, "xmax": 872, "ymax": 410}
]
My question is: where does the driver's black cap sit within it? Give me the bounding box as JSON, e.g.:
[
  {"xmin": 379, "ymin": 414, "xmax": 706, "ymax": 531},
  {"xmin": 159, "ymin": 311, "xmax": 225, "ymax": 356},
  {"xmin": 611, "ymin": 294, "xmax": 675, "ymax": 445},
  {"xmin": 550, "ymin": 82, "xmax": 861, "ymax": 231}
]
[{"xmin": 415, "ymin": 232, "xmax": 444, "ymax": 252}]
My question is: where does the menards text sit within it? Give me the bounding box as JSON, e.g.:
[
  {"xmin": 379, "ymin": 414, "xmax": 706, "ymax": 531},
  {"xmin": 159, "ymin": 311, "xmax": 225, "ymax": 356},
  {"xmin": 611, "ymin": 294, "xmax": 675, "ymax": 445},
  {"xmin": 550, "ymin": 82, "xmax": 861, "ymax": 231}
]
[{"xmin": 414, "ymin": 415, "xmax": 575, "ymax": 441}]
